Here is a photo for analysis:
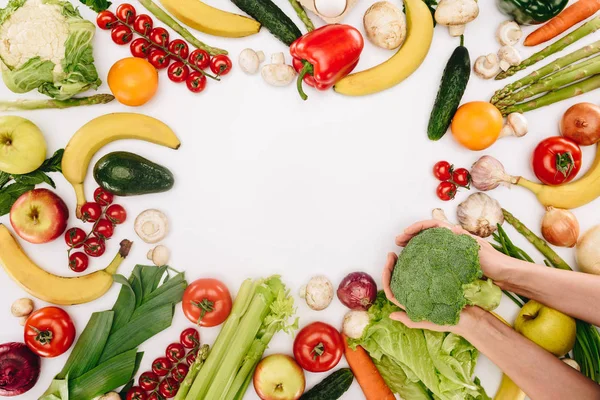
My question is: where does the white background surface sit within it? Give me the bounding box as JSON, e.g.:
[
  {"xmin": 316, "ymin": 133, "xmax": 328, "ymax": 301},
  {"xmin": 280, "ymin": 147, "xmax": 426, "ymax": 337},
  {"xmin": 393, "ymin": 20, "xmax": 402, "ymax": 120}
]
[{"xmin": 0, "ymin": 0, "xmax": 598, "ymax": 398}]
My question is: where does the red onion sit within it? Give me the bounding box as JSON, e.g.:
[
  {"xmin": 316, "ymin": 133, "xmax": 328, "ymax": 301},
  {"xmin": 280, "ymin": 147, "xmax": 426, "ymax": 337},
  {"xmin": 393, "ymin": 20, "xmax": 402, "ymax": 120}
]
[
  {"xmin": 337, "ymin": 272, "xmax": 377, "ymax": 310},
  {"xmin": 0, "ymin": 342, "xmax": 40, "ymax": 396}
]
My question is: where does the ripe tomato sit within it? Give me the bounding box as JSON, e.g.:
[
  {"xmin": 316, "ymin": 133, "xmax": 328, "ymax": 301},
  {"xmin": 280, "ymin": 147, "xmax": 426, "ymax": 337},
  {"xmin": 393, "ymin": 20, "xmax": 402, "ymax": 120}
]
[
  {"xmin": 180, "ymin": 328, "xmax": 200, "ymax": 348},
  {"xmin": 126, "ymin": 387, "xmax": 147, "ymax": 400},
  {"xmin": 147, "ymin": 394, "xmax": 162, "ymax": 400},
  {"xmin": 532, "ymin": 137, "xmax": 582, "ymax": 185},
  {"xmin": 148, "ymin": 49, "xmax": 170, "ymax": 70},
  {"xmin": 96, "ymin": 10, "xmax": 118, "ymax": 30},
  {"xmin": 167, "ymin": 62, "xmax": 189, "ymax": 83},
  {"xmin": 452, "ymin": 168, "xmax": 471, "ymax": 188},
  {"xmin": 436, "ymin": 181, "xmax": 457, "ymax": 201},
  {"xmin": 185, "ymin": 351, "xmax": 196, "ymax": 366},
  {"xmin": 133, "ymin": 14, "xmax": 153, "ymax": 35},
  {"xmin": 293, "ymin": 322, "xmax": 343, "ymax": 373},
  {"xmin": 166, "ymin": 343, "xmax": 186, "ymax": 363},
  {"xmin": 130, "ymin": 38, "xmax": 153, "ymax": 59},
  {"xmin": 186, "ymin": 72, "xmax": 206, "ymax": 93},
  {"xmin": 159, "ymin": 377, "xmax": 179, "ymax": 398},
  {"xmin": 152, "ymin": 357, "xmax": 172, "ymax": 376},
  {"xmin": 106, "ymin": 204, "xmax": 127, "ymax": 224},
  {"xmin": 93, "ymin": 219, "xmax": 114, "ymax": 240},
  {"xmin": 433, "ymin": 161, "xmax": 452, "ymax": 181},
  {"xmin": 69, "ymin": 252, "xmax": 89, "ymax": 273},
  {"xmin": 116, "ymin": 3, "xmax": 136, "ymax": 24},
  {"xmin": 64, "ymin": 227, "xmax": 86, "ymax": 248},
  {"xmin": 149, "ymin": 27, "xmax": 169, "ymax": 47},
  {"xmin": 173, "ymin": 363, "xmax": 189, "ymax": 383},
  {"xmin": 189, "ymin": 49, "xmax": 210, "ymax": 69},
  {"xmin": 168, "ymin": 39, "xmax": 189, "ymax": 59},
  {"xmin": 210, "ymin": 55, "xmax": 232, "ymax": 76},
  {"xmin": 93, "ymin": 187, "xmax": 114, "ymax": 206},
  {"xmin": 108, "ymin": 58, "xmax": 158, "ymax": 106},
  {"xmin": 451, "ymin": 102, "xmax": 503, "ymax": 151},
  {"xmin": 138, "ymin": 371, "xmax": 159, "ymax": 391},
  {"xmin": 182, "ymin": 279, "xmax": 232, "ymax": 327},
  {"xmin": 24, "ymin": 307, "xmax": 75, "ymax": 358},
  {"xmin": 81, "ymin": 202, "xmax": 102, "ymax": 222},
  {"xmin": 111, "ymin": 25, "xmax": 133, "ymax": 45},
  {"xmin": 84, "ymin": 237, "xmax": 106, "ymax": 257}
]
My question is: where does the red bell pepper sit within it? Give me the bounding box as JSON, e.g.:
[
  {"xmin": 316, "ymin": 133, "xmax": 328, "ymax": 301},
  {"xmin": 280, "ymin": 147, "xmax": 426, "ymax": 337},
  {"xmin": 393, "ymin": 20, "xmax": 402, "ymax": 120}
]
[{"xmin": 290, "ymin": 24, "xmax": 364, "ymax": 100}]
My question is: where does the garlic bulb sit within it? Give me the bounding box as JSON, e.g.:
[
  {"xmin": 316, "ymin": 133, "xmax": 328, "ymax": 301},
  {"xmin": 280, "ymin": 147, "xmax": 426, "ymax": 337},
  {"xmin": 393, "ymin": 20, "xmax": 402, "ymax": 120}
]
[
  {"xmin": 457, "ymin": 193, "xmax": 504, "ymax": 238},
  {"xmin": 541, "ymin": 207, "xmax": 579, "ymax": 248},
  {"xmin": 470, "ymin": 155, "xmax": 517, "ymax": 191}
]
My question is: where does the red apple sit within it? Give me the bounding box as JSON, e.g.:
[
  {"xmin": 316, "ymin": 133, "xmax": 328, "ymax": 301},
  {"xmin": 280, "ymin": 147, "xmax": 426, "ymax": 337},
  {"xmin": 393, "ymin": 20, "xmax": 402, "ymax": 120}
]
[
  {"xmin": 253, "ymin": 354, "xmax": 305, "ymax": 400},
  {"xmin": 10, "ymin": 189, "xmax": 69, "ymax": 244}
]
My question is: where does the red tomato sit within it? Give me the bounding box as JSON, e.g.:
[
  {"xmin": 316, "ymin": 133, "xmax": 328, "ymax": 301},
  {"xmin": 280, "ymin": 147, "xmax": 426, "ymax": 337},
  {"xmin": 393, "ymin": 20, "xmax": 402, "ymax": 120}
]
[
  {"xmin": 433, "ymin": 161, "xmax": 452, "ymax": 181},
  {"xmin": 96, "ymin": 10, "xmax": 118, "ymax": 30},
  {"xmin": 133, "ymin": 14, "xmax": 153, "ymax": 35},
  {"xmin": 24, "ymin": 307, "xmax": 75, "ymax": 358},
  {"xmin": 149, "ymin": 27, "xmax": 169, "ymax": 47},
  {"xmin": 64, "ymin": 227, "xmax": 86, "ymax": 248},
  {"xmin": 81, "ymin": 202, "xmax": 102, "ymax": 222},
  {"xmin": 532, "ymin": 137, "xmax": 582, "ymax": 185},
  {"xmin": 111, "ymin": 25, "xmax": 133, "ymax": 45},
  {"xmin": 209, "ymin": 55, "xmax": 232, "ymax": 76},
  {"xmin": 186, "ymin": 72, "xmax": 206, "ymax": 93},
  {"xmin": 93, "ymin": 219, "xmax": 114, "ymax": 240},
  {"xmin": 116, "ymin": 3, "xmax": 136, "ymax": 24},
  {"xmin": 180, "ymin": 328, "xmax": 200, "ymax": 348},
  {"xmin": 166, "ymin": 343, "xmax": 186, "ymax": 363},
  {"xmin": 452, "ymin": 168, "xmax": 471, "ymax": 188},
  {"xmin": 189, "ymin": 49, "xmax": 210, "ymax": 69},
  {"xmin": 173, "ymin": 363, "xmax": 189, "ymax": 383},
  {"xmin": 106, "ymin": 204, "xmax": 127, "ymax": 224},
  {"xmin": 139, "ymin": 371, "xmax": 159, "ymax": 391},
  {"xmin": 182, "ymin": 279, "xmax": 232, "ymax": 327},
  {"xmin": 148, "ymin": 49, "xmax": 170, "ymax": 70},
  {"xmin": 84, "ymin": 237, "xmax": 106, "ymax": 257},
  {"xmin": 147, "ymin": 394, "xmax": 162, "ymax": 400},
  {"xmin": 159, "ymin": 377, "xmax": 179, "ymax": 398},
  {"xmin": 93, "ymin": 187, "xmax": 114, "ymax": 206},
  {"xmin": 293, "ymin": 322, "xmax": 343, "ymax": 373},
  {"xmin": 436, "ymin": 181, "xmax": 457, "ymax": 201},
  {"xmin": 127, "ymin": 387, "xmax": 147, "ymax": 400},
  {"xmin": 130, "ymin": 38, "xmax": 152, "ymax": 59},
  {"xmin": 69, "ymin": 252, "xmax": 89, "ymax": 273},
  {"xmin": 168, "ymin": 39, "xmax": 189, "ymax": 59},
  {"xmin": 185, "ymin": 351, "xmax": 196, "ymax": 366},
  {"xmin": 167, "ymin": 62, "xmax": 189, "ymax": 83},
  {"xmin": 152, "ymin": 357, "xmax": 172, "ymax": 376}
]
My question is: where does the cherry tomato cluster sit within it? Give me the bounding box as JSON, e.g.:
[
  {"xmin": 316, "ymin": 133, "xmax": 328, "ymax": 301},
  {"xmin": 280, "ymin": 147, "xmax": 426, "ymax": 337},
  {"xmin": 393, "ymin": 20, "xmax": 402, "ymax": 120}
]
[
  {"xmin": 127, "ymin": 328, "xmax": 201, "ymax": 400},
  {"xmin": 96, "ymin": 4, "xmax": 232, "ymax": 94},
  {"xmin": 64, "ymin": 188, "xmax": 127, "ymax": 273},
  {"xmin": 433, "ymin": 161, "xmax": 471, "ymax": 201}
]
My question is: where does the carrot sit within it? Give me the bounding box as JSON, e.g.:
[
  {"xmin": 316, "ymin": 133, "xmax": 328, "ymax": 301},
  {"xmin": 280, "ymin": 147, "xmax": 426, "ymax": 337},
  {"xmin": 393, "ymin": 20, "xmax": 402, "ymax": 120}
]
[
  {"xmin": 342, "ymin": 334, "xmax": 395, "ymax": 400},
  {"xmin": 525, "ymin": 0, "xmax": 600, "ymax": 46}
]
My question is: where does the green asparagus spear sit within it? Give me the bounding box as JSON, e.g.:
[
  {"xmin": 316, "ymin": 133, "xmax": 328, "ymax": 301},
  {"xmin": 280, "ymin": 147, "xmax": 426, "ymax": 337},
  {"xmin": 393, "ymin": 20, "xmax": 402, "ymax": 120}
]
[
  {"xmin": 495, "ymin": 16, "xmax": 600, "ymax": 80},
  {"xmin": 287, "ymin": 0, "xmax": 314, "ymax": 31},
  {"xmin": 491, "ymin": 40, "xmax": 600, "ymax": 102},
  {"xmin": 174, "ymin": 345, "xmax": 209, "ymax": 400},
  {"xmin": 0, "ymin": 94, "xmax": 114, "ymax": 111},
  {"xmin": 499, "ymin": 74, "xmax": 600, "ymax": 115},
  {"xmin": 137, "ymin": 0, "xmax": 227, "ymax": 55}
]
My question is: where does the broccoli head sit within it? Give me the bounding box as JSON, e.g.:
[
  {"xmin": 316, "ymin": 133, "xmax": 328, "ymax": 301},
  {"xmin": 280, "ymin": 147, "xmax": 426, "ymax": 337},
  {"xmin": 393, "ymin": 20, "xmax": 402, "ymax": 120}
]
[{"xmin": 391, "ymin": 227, "xmax": 501, "ymax": 325}]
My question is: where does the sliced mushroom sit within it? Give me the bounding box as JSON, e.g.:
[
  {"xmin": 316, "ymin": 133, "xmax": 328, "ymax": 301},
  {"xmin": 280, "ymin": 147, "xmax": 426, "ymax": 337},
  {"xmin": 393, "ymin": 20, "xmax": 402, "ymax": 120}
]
[
  {"xmin": 474, "ymin": 54, "xmax": 500, "ymax": 79},
  {"xmin": 134, "ymin": 209, "xmax": 169, "ymax": 244},
  {"xmin": 497, "ymin": 21, "xmax": 522, "ymax": 46}
]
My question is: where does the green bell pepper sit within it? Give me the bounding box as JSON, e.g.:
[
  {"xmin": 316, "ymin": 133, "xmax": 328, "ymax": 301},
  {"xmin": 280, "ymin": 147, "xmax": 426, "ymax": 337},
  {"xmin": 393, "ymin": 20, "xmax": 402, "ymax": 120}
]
[{"xmin": 496, "ymin": 0, "xmax": 568, "ymax": 25}]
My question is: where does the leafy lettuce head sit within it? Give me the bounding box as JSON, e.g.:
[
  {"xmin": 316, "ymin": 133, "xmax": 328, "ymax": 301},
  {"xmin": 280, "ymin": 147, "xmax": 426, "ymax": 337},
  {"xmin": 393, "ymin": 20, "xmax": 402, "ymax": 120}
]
[{"xmin": 0, "ymin": 0, "xmax": 100, "ymax": 100}]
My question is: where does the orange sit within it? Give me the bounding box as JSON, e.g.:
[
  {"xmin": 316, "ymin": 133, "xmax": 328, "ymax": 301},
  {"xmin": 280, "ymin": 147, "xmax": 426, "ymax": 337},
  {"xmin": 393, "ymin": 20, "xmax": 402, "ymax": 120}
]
[
  {"xmin": 451, "ymin": 101, "xmax": 503, "ymax": 151},
  {"xmin": 108, "ymin": 58, "xmax": 158, "ymax": 107}
]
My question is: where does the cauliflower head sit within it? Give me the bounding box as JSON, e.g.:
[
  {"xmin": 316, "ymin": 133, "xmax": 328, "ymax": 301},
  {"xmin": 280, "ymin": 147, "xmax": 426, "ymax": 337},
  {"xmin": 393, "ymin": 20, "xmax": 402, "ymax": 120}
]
[{"xmin": 391, "ymin": 227, "xmax": 501, "ymax": 326}]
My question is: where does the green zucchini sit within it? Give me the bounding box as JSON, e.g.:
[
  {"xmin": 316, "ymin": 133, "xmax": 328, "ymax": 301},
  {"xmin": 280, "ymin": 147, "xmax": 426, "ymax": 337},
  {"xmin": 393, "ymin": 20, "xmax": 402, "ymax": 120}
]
[
  {"xmin": 299, "ymin": 368, "xmax": 353, "ymax": 400},
  {"xmin": 427, "ymin": 37, "xmax": 471, "ymax": 141},
  {"xmin": 93, "ymin": 151, "xmax": 174, "ymax": 196},
  {"xmin": 231, "ymin": 0, "xmax": 302, "ymax": 46}
]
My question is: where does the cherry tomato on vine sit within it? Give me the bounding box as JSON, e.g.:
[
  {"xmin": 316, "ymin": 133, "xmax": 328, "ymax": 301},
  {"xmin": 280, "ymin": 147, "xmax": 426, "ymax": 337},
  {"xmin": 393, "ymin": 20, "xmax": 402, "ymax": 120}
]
[
  {"xmin": 81, "ymin": 202, "xmax": 102, "ymax": 222},
  {"xmin": 186, "ymin": 72, "xmax": 206, "ymax": 93},
  {"xmin": 69, "ymin": 252, "xmax": 89, "ymax": 273},
  {"xmin": 133, "ymin": 14, "xmax": 153, "ymax": 35},
  {"xmin": 436, "ymin": 181, "xmax": 457, "ymax": 201},
  {"xmin": 168, "ymin": 39, "xmax": 189, "ymax": 59},
  {"xmin": 532, "ymin": 137, "xmax": 582, "ymax": 186},
  {"xmin": 148, "ymin": 49, "xmax": 170, "ymax": 69},
  {"xmin": 24, "ymin": 307, "xmax": 75, "ymax": 358},
  {"xmin": 452, "ymin": 168, "xmax": 471, "ymax": 188},
  {"xmin": 166, "ymin": 343, "xmax": 186, "ymax": 363},
  {"xmin": 159, "ymin": 377, "xmax": 179, "ymax": 398},
  {"xmin": 116, "ymin": 3, "xmax": 136, "ymax": 24},
  {"xmin": 185, "ymin": 352, "xmax": 196, "ymax": 366},
  {"xmin": 433, "ymin": 161, "xmax": 452, "ymax": 181},
  {"xmin": 147, "ymin": 394, "xmax": 162, "ymax": 400},
  {"xmin": 106, "ymin": 204, "xmax": 127, "ymax": 224},
  {"xmin": 180, "ymin": 328, "xmax": 200, "ymax": 348},
  {"xmin": 93, "ymin": 219, "xmax": 114, "ymax": 240},
  {"xmin": 182, "ymin": 279, "xmax": 232, "ymax": 326},
  {"xmin": 139, "ymin": 371, "xmax": 159, "ymax": 391},
  {"xmin": 149, "ymin": 27, "xmax": 169, "ymax": 47},
  {"xmin": 93, "ymin": 187, "xmax": 114, "ymax": 206},
  {"xmin": 167, "ymin": 62, "xmax": 189, "ymax": 83},
  {"xmin": 130, "ymin": 38, "xmax": 153, "ymax": 59},
  {"xmin": 189, "ymin": 49, "xmax": 210, "ymax": 69},
  {"xmin": 209, "ymin": 55, "xmax": 232, "ymax": 75},
  {"xmin": 111, "ymin": 25, "xmax": 133, "ymax": 45},
  {"xmin": 96, "ymin": 10, "xmax": 118, "ymax": 30},
  {"xmin": 173, "ymin": 363, "xmax": 189, "ymax": 383},
  {"xmin": 64, "ymin": 227, "xmax": 86, "ymax": 248},
  {"xmin": 84, "ymin": 237, "xmax": 106, "ymax": 257},
  {"xmin": 293, "ymin": 322, "xmax": 343, "ymax": 373},
  {"xmin": 126, "ymin": 387, "xmax": 147, "ymax": 400},
  {"xmin": 152, "ymin": 357, "xmax": 172, "ymax": 377}
]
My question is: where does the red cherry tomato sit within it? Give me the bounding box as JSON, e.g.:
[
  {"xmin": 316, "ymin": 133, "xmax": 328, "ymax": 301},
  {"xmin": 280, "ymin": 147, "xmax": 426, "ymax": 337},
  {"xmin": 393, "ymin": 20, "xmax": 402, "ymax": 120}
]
[
  {"xmin": 452, "ymin": 168, "xmax": 471, "ymax": 188},
  {"xmin": 168, "ymin": 39, "xmax": 189, "ymax": 59},
  {"xmin": 126, "ymin": 387, "xmax": 147, "ymax": 400},
  {"xmin": 167, "ymin": 62, "xmax": 189, "ymax": 83},
  {"xmin": 133, "ymin": 14, "xmax": 153, "ymax": 35},
  {"xmin": 64, "ymin": 227, "xmax": 86, "ymax": 248},
  {"xmin": 93, "ymin": 187, "xmax": 114, "ymax": 206},
  {"xmin": 148, "ymin": 49, "xmax": 170, "ymax": 70},
  {"xmin": 159, "ymin": 377, "xmax": 179, "ymax": 398},
  {"xmin": 185, "ymin": 351, "xmax": 196, "ymax": 366},
  {"xmin": 186, "ymin": 72, "xmax": 206, "ymax": 93},
  {"xmin": 532, "ymin": 137, "xmax": 582, "ymax": 186},
  {"xmin": 116, "ymin": 3, "xmax": 136, "ymax": 24},
  {"xmin": 93, "ymin": 219, "xmax": 114, "ymax": 240},
  {"xmin": 106, "ymin": 204, "xmax": 127, "ymax": 224},
  {"xmin": 80, "ymin": 202, "xmax": 102, "ymax": 222},
  {"xmin": 180, "ymin": 328, "xmax": 200, "ymax": 348},
  {"xmin": 111, "ymin": 25, "xmax": 133, "ymax": 45},
  {"xmin": 189, "ymin": 49, "xmax": 210, "ymax": 69},
  {"xmin": 436, "ymin": 181, "xmax": 457, "ymax": 201},
  {"xmin": 24, "ymin": 307, "xmax": 75, "ymax": 358},
  {"xmin": 130, "ymin": 38, "xmax": 153, "ymax": 59},
  {"xmin": 166, "ymin": 343, "xmax": 186, "ymax": 363},
  {"xmin": 149, "ymin": 27, "xmax": 169, "ymax": 47},
  {"xmin": 173, "ymin": 363, "xmax": 189, "ymax": 383},
  {"xmin": 138, "ymin": 371, "xmax": 159, "ymax": 391},
  {"xmin": 152, "ymin": 357, "xmax": 172, "ymax": 377},
  {"xmin": 147, "ymin": 394, "xmax": 162, "ymax": 400},
  {"xmin": 209, "ymin": 55, "xmax": 232, "ymax": 76},
  {"xmin": 84, "ymin": 237, "xmax": 106, "ymax": 257},
  {"xmin": 182, "ymin": 279, "xmax": 232, "ymax": 327},
  {"xmin": 69, "ymin": 252, "xmax": 89, "ymax": 273},
  {"xmin": 293, "ymin": 322, "xmax": 343, "ymax": 373},
  {"xmin": 433, "ymin": 161, "xmax": 452, "ymax": 181},
  {"xmin": 96, "ymin": 10, "xmax": 118, "ymax": 30}
]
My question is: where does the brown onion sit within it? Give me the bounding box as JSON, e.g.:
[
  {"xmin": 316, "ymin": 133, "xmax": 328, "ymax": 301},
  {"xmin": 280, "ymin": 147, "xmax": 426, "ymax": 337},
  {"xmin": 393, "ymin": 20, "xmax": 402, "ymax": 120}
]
[
  {"xmin": 541, "ymin": 207, "xmax": 579, "ymax": 248},
  {"xmin": 560, "ymin": 103, "xmax": 600, "ymax": 146},
  {"xmin": 337, "ymin": 272, "xmax": 377, "ymax": 311}
]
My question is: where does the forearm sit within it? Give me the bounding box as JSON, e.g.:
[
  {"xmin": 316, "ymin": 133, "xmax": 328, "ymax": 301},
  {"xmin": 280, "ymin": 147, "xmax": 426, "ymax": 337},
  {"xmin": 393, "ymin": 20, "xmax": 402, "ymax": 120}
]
[{"xmin": 457, "ymin": 308, "xmax": 600, "ymax": 400}]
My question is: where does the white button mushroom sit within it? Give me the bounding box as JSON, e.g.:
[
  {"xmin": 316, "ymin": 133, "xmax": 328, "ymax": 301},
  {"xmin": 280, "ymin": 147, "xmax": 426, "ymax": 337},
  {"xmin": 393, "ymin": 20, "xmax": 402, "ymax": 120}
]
[
  {"xmin": 496, "ymin": 21, "xmax": 523, "ymax": 46},
  {"xmin": 11, "ymin": 298, "xmax": 34, "ymax": 318},
  {"xmin": 500, "ymin": 112, "xmax": 528, "ymax": 138},
  {"xmin": 300, "ymin": 275, "xmax": 334, "ymax": 311},
  {"xmin": 261, "ymin": 53, "xmax": 296, "ymax": 87},
  {"xmin": 498, "ymin": 45, "xmax": 521, "ymax": 71},
  {"xmin": 435, "ymin": 0, "xmax": 479, "ymax": 37},
  {"xmin": 474, "ymin": 54, "xmax": 500, "ymax": 79},
  {"xmin": 238, "ymin": 48, "xmax": 265, "ymax": 74},
  {"xmin": 363, "ymin": 1, "xmax": 406, "ymax": 50},
  {"xmin": 147, "ymin": 245, "xmax": 171, "ymax": 266},
  {"xmin": 134, "ymin": 209, "xmax": 169, "ymax": 244}
]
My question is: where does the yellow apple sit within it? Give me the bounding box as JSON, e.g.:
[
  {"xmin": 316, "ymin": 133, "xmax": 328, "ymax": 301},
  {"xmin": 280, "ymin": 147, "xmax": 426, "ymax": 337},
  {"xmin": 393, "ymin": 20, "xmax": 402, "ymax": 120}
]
[
  {"xmin": 254, "ymin": 354, "xmax": 305, "ymax": 400},
  {"xmin": 0, "ymin": 116, "xmax": 46, "ymax": 174},
  {"xmin": 515, "ymin": 300, "xmax": 576, "ymax": 357}
]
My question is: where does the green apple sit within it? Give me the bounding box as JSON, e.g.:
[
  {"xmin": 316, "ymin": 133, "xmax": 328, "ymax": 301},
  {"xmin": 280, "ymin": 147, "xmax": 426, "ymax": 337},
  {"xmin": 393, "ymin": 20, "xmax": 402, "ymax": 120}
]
[
  {"xmin": 253, "ymin": 354, "xmax": 305, "ymax": 400},
  {"xmin": 515, "ymin": 300, "xmax": 576, "ymax": 357},
  {"xmin": 0, "ymin": 116, "xmax": 46, "ymax": 174}
]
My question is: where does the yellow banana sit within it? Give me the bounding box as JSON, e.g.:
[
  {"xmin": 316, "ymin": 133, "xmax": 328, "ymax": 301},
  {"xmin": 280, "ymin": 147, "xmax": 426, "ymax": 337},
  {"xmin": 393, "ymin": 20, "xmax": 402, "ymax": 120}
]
[
  {"xmin": 159, "ymin": 0, "xmax": 260, "ymax": 38},
  {"xmin": 62, "ymin": 113, "xmax": 180, "ymax": 217},
  {"xmin": 333, "ymin": 0, "xmax": 433, "ymax": 96},
  {"xmin": 0, "ymin": 225, "xmax": 132, "ymax": 305}
]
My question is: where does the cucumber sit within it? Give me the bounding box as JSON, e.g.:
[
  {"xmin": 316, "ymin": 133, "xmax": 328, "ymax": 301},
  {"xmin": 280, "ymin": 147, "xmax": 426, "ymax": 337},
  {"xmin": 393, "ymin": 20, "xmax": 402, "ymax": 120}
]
[
  {"xmin": 93, "ymin": 151, "xmax": 174, "ymax": 196},
  {"xmin": 299, "ymin": 368, "xmax": 353, "ymax": 400},
  {"xmin": 427, "ymin": 37, "xmax": 471, "ymax": 141},
  {"xmin": 231, "ymin": 0, "xmax": 302, "ymax": 46}
]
